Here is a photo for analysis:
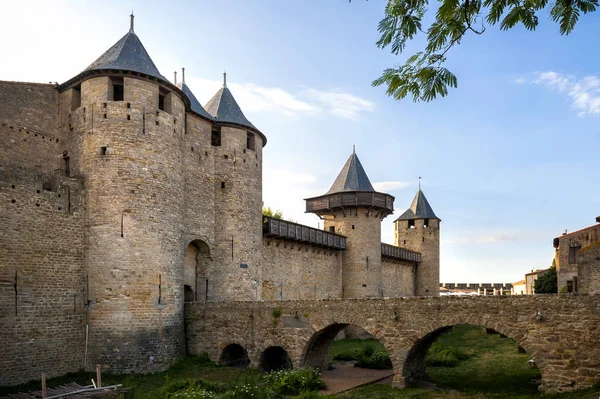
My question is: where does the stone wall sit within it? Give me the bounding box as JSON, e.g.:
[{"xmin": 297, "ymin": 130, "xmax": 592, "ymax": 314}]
[
  {"xmin": 185, "ymin": 294, "xmax": 600, "ymax": 393},
  {"xmin": 0, "ymin": 81, "xmax": 60, "ymax": 171},
  {"xmin": 324, "ymin": 209, "xmax": 384, "ymax": 298},
  {"xmin": 0, "ymin": 166, "xmax": 85, "ymax": 386},
  {"xmin": 261, "ymin": 238, "xmax": 343, "ymax": 300},
  {"xmin": 555, "ymin": 223, "xmax": 600, "ymax": 293},
  {"xmin": 382, "ymin": 259, "xmax": 415, "ymax": 297}
]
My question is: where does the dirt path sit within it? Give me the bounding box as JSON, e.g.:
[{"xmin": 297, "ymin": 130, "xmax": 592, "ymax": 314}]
[{"xmin": 319, "ymin": 363, "xmax": 394, "ymax": 395}]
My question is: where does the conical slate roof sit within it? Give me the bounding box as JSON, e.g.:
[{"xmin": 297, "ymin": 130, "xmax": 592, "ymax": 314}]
[
  {"xmin": 204, "ymin": 82, "xmax": 256, "ymax": 130},
  {"xmin": 177, "ymin": 81, "xmax": 213, "ymax": 120},
  {"xmin": 396, "ymin": 189, "xmax": 439, "ymax": 221},
  {"xmin": 326, "ymin": 152, "xmax": 375, "ymax": 194},
  {"xmin": 84, "ymin": 30, "xmax": 165, "ymax": 81}
]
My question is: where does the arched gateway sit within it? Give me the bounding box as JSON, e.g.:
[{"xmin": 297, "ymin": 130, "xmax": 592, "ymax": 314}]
[{"xmin": 184, "ymin": 295, "xmax": 600, "ymax": 393}]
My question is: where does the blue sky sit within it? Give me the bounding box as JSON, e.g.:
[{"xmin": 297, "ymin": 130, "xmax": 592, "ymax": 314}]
[{"xmin": 1, "ymin": 1, "xmax": 598, "ymax": 283}]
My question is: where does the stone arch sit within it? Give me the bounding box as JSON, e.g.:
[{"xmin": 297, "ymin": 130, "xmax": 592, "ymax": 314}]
[
  {"xmin": 183, "ymin": 240, "xmax": 211, "ymax": 302},
  {"xmin": 400, "ymin": 323, "xmax": 543, "ymax": 389},
  {"xmin": 219, "ymin": 343, "xmax": 250, "ymax": 368},
  {"xmin": 303, "ymin": 322, "xmax": 392, "ymax": 371},
  {"xmin": 260, "ymin": 346, "xmax": 293, "ymax": 372}
]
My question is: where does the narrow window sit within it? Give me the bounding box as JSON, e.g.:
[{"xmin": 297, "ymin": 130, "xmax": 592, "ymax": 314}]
[
  {"xmin": 423, "ymin": 218, "xmax": 429, "ymax": 228},
  {"xmin": 566, "ymin": 280, "xmax": 573, "ymax": 293},
  {"xmin": 71, "ymin": 85, "xmax": 81, "ymax": 110},
  {"xmin": 329, "ymin": 226, "xmax": 335, "ymax": 233},
  {"xmin": 246, "ymin": 131, "xmax": 256, "ymax": 151},
  {"xmin": 111, "ymin": 77, "xmax": 124, "ymax": 101},
  {"xmin": 221, "ymin": 182, "xmax": 226, "ymax": 189},
  {"xmin": 100, "ymin": 147, "xmax": 107, "ymax": 155},
  {"xmin": 211, "ymin": 126, "xmax": 222, "ymax": 146},
  {"xmin": 352, "ymin": 225, "xmax": 355, "ymax": 230},
  {"xmin": 63, "ymin": 156, "xmax": 70, "ymax": 177},
  {"xmin": 569, "ymin": 247, "xmax": 578, "ymax": 264},
  {"xmin": 408, "ymin": 219, "xmax": 415, "ymax": 229},
  {"xmin": 158, "ymin": 93, "xmax": 165, "ymax": 111}
]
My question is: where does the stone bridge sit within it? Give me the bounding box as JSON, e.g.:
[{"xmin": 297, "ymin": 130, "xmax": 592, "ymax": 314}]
[{"xmin": 185, "ymin": 294, "xmax": 600, "ymax": 393}]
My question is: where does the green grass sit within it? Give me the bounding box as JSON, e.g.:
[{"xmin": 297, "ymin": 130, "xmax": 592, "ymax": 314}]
[
  {"xmin": 0, "ymin": 355, "xmax": 252, "ymax": 399},
  {"xmin": 329, "ymin": 338, "xmax": 387, "ymax": 362}
]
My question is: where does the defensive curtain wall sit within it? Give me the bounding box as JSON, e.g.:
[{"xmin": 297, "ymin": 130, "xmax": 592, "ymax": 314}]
[{"xmin": 185, "ymin": 294, "xmax": 600, "ymax": 393}]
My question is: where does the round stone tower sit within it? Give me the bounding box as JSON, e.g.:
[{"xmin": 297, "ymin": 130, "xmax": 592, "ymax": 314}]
[
  {"xmin": 202, "ymin": 73, "xmax": 267, "ymax": 301},
  {"xmin": 305, "ymin": 151, "xmax": 394, "ymax": 298},
  {"xmin": 60, "ymin": 17, "xmax": 188, "ymax": 373},
  {"xmin": 394, "ymin": 183, "xmax": 440, "ymax": 296}
]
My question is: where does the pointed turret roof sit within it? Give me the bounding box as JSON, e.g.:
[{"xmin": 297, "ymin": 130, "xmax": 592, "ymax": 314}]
[
  {"xmin": 326, "ymin": 151, "xmax": 375, "ymax": 194},
  {"xmin": 83, "ymin": 23, "xmax": 165, "ymax": 81},
  {"xmin": 177, "ymin": 81, "xmax": 213, "ymax": 120},
  {"xmin": 204, "ymin": 73, "xmax": 256, "ymax": 130},
  {"xmin": 396, "ymin": 189, "xmax": 439, "ymax": 221}
]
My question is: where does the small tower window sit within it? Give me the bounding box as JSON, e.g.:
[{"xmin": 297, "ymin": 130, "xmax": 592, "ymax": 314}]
[
  {"xmin": 246, "ymin": 132, "xmax": 256, "ymax": 151},
  {"xmin": 211, "ymin": 127, "xmax": 222, "ymax": 146},
  {"xmin": 329, "ymin": 226, "xmax": 335, "ymax": 233},
  {"xmin": 408, "ymin": 219, "xmax": 415, "ymax": 229},
  {"xmin": 71, "ymin": 85, "xmax": 81, "ymax": 110},
  {"xmin": 111, "ymin": 77, "xmax": 124, "ymax": 101},
  {"xmin": 158, "ymin": 93, "xmax": 165, "ymax": 111},
  {"xmin": 423, "ymin": 218, "xmax": 429, "ymax": 228}
]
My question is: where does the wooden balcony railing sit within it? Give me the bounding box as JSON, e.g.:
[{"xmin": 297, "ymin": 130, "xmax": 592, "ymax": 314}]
[
  {"xmin": 263, "ymin": 216, "xmax": 347, "ymax": 250},
  {"xmin": 381, "ymin": 243, "xmax": 421, "ymax": 263}
]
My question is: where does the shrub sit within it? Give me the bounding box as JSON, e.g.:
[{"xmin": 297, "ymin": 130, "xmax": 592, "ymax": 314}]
[
  {"xmin": 426, "ymin": 342, "xmax": 470, "ymax": 367},
  {"xmin": 355, "ymin": 350, "xmax": 393, "ymax": 370},
  {"xmin": 263, "ymin": 368, "xmax": 326, "ymax": 395}
]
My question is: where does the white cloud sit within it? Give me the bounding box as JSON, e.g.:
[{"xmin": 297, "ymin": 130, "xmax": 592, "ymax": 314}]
[
  {"xmin": 186, "ymin": 78, "xmax": 374, "ymax": 120},
  {"xmin": 303, "ymin": 89, "xmax": 376, "ymax": 120},
  {"xmin": 443, "ymin": 234, "xmax": 518, "ymax": 245},
  {"xmin": 372, "ymin": 181, "xmax": 412, "ymax": 192},
  {"xmin": 516, "ymin": 71, "xmax": 600, "ymax": 116}
]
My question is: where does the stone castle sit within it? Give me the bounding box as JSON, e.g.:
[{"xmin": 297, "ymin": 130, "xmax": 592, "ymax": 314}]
[{"xmin": 0, "ymin": 16, "xmax": 439, "ymax": 385}]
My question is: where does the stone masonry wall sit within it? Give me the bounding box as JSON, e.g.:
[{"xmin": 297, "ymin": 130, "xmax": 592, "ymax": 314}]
[
  {"xmin": 261, "ymin": 238, "xmax": 342, "ymax": 300},
  {"xmin": 0, "ymin": 166, "xmax": 85, "ymax": 386},
  {"xmin": 185, "ymin": 294, "xmax": 600, "ymax": 393},
  {"xmin": 324, "ymin": 209, "xmax": 383, "ymax": 298},
  {"xmin": 0, "ymin": 81, "xmax": 60, "ymax": 171},
  {"xmin": 555, "ymin": 224, "xmax": 600, "ymax": 293},
  {"xmin": 381, "ymin": 259, "xmax": 416, "ymax": 297}
]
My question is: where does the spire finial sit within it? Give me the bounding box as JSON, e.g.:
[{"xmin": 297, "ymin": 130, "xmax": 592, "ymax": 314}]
[
  {"xmin": 182, "ymin": 67, "xmax": 185, "ymax": 84},
  {"xmin": 353, "ymin": 144, "xmax": 355, "ymax": 154},
  {"xmin": 130, "ymin": 12, "xmax": 134, "ymax": 32},
  {"xmin": 223, "ymin": 71, "xmax": 227, "ymax": 87},
  {"xmin": 174, "ymin": 71, "xmax": 177, "ymax": 85},
  {"xmin": 418, "ymin": 176, "xmax": 421, "ymax": 190}
]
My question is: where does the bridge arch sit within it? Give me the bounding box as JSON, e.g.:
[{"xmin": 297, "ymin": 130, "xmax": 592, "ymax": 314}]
[
  {"xmin": 303, "ymin": 323, "xmax": 394, "ymax": 372},
  {"xmin": 218, "ymin": 343, "xmax": 250, "ymax": 368},
  {"xmin": 260, "ymin": 346, "xmax": 293, "ymax": 371},
  {"xmin": 399, "ymin": 322, "xmax": 544, "ymax": 390}
]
